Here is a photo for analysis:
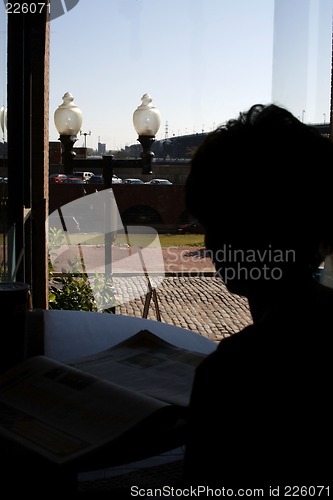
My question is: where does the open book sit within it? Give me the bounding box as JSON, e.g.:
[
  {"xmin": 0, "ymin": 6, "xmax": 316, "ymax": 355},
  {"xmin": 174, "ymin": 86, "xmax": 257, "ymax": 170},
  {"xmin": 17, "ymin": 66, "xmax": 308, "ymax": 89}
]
[{"xmin": 0, "ymin": 330, "xmax": 208, "ymax": 465}]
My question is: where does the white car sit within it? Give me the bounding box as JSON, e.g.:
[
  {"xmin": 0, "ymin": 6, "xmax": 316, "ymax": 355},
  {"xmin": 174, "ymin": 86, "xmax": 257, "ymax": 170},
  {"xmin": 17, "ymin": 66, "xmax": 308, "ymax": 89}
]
[
  {"xmin": 112, "ymin": 174, "xmax": 123, "ymax": 184},
  {"xmin": 73, "ymin": 171, "xmax": 94, "ymax": 182},
  {"xmin": 145, "ymin": 178, "xmax": 172, "ymax": 185}
]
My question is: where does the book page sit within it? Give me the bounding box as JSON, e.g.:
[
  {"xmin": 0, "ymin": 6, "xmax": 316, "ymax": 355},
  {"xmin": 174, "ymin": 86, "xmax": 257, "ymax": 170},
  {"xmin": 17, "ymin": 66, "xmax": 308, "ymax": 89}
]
[
  {"xmin": 71, "ymin": 329, "xmax": 207, "ymax": 407},
  {"xmin": 0, "ymin": 355, "xmax": 175, "ymax": 464}
]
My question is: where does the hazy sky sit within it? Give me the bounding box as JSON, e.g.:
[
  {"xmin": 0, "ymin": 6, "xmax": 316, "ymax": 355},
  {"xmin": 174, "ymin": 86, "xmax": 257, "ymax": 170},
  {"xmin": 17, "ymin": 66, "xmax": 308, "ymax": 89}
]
[
  {"xmin": 49, "ymin": 0, "xmax": 276, "ymax": 150},
  {"xmin": 1, "ymin": 0, "xmax": 332, "ymax": 150}
]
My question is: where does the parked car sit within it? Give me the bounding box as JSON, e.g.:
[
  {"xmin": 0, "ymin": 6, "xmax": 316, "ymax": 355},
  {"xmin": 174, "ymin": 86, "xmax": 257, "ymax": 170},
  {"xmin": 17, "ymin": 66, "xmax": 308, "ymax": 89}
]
[
  {"xmin": 72, "ymin": 171, "xmax": 94, "ymax": 182},
  {"xmin": 122, "ymin": 178, "xmax": 145, "ymax": 184},
  {"xmin": 178, "ymin": 220, "xmax": 205, "ymax": 234},
  {"xmin": 145, "ymin": 178, "xmax": 172, "ymax": 185},
  {"xmin": 62, "ymin": 177, "xmax": 85, "ymax": 184},
  {"xmin": 111, "ymin": 174, "xmax": 123, "ymax": 184},
  {"xmin": 87, "ymin": 174, "xmax": 104, "ymax": 184},
  {"xmin": 49, "ymin": 173, "xmax": 67, "ymax": 183}
]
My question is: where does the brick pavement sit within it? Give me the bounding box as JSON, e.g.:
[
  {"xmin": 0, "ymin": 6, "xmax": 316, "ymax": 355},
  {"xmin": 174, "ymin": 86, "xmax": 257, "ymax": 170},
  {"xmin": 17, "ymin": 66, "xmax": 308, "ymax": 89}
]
[
  {"xmin": 51, "ymin": 243, "xmax": 253, "ymax": 342},
  {"xmin": 115, "ymin": 276, "xmax": 252, "ymax": 343},
  {"xmin": 114, "ymin": 246, "xmax": 253, "ymax": 342}
]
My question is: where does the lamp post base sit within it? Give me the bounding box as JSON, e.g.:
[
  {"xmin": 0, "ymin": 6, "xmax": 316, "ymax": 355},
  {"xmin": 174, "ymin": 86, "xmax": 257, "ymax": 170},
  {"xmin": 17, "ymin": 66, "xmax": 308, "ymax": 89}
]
[
  {"xmin": 138, "ymin": 135, "xmax": 155, "ymax": 175},
  {"xmin": 59, "ymin": 134, "xmax": 78, "ymax": 175}
]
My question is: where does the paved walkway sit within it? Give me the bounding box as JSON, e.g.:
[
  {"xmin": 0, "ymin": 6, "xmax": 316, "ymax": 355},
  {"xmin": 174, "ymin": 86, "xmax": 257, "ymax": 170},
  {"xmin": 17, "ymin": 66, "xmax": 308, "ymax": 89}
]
[
  {"xmin": 115, "ymin": 275, "xmax": 252, "ymax": 343},
  {"xmin": 51, "ymin": 243, "xmax": 253, "ymax": 342},
  {"xmin": 113, "ymin": 246, "xmax": 252, "ymax": 342}
]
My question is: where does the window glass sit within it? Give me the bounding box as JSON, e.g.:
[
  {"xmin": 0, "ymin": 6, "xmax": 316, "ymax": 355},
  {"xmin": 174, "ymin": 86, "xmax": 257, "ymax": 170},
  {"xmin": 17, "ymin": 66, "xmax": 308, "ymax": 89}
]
[{"xmin": 48, "ymin": 1, "xmax": 333, "ymax": 301}]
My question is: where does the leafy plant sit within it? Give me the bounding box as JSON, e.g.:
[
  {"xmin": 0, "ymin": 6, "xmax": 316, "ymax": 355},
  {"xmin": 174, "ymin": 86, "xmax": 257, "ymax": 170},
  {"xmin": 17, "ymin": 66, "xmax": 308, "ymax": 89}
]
[{"xmin": 48, "ymin": 228, "xmax": 118, "ymax": 313}]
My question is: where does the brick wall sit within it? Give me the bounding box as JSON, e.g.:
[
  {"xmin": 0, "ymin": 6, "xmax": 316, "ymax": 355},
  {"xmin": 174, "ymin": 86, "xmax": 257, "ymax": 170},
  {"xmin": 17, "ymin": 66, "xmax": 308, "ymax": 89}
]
[{"xmin": 49, "ymin": 183, "xmax": 191, "ymax": 232}]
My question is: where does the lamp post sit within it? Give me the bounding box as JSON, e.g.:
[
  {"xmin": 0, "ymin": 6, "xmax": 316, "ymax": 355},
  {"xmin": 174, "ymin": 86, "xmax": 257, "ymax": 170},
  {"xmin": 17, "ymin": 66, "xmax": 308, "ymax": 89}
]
[
  {"xmin": 80, "ymin": 130, "xmax": 91, "ymax": 149},
  {"xmin": 133, "ymin": 93, "xmax": 161, "ymax": 175},
  {"xmin": 54, "ymin": 92, "xmax": 82, "ymax": 175}
]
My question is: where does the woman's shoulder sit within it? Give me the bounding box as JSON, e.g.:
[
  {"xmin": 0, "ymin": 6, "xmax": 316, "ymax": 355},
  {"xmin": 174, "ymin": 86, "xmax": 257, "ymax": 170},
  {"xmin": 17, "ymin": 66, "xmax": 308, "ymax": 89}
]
[
  {"xmin": 215, "ymin": 281, "xmax": 333, "ymax": 355},
  {"xmin": 214, "ymin": 323, "xmax": 261, "ymax": 360}
]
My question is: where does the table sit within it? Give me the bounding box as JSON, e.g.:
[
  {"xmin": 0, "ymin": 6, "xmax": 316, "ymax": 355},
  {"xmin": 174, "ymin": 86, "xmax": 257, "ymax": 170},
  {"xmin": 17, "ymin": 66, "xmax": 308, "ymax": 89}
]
[
  {"xmin": 4, "ymin": 310, "xmax": 217, "ymax": 494},
  {"xmin": 26, "ymin": 308, "xmax": 216, "ymax": 362},
  {"xmin": 40, "ymin": 309, "xmax": 216, "ymax": 362}
]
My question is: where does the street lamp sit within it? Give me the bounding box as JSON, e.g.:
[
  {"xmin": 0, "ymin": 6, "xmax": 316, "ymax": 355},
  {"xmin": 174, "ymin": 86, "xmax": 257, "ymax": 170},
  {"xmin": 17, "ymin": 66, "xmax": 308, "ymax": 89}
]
[
  {"xmin": 133, "ymin": 93, "xmax": 161, "ymax": 175},
  {"xmin": 80, "ymin": 130, "xmax": 91, "ymax": 149},
  {"xmin": 54, "ymin": 92, "xmax": 82, "ymax": 174}
]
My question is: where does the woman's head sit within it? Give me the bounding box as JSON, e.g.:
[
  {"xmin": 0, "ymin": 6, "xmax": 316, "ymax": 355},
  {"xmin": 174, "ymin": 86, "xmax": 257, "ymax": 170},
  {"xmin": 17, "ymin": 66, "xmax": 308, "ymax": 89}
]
[{"xmin": 186, "ymin": 104, "xmax": 333, "ymax": 292}]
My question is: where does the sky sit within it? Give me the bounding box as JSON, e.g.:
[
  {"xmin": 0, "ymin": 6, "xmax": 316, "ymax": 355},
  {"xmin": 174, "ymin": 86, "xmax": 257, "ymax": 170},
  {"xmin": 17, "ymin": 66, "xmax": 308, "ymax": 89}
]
[
  {"xmin": 1, "ymin": 0, "xmax": 333, "ymax": 151},
  {"xmin": 49, "ymin": 0, "xmax": 276, "ymax": 150}
]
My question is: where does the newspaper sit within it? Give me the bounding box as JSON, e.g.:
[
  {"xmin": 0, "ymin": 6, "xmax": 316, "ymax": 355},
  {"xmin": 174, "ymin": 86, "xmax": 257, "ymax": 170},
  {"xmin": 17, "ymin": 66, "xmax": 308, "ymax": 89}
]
[
  {"xmin": 0, "ymin": 330, "xmax": 207, "ymax": 464},
  {"xmin": 71, "ymin": 329, "xmax": 207, "ymax": 407}
]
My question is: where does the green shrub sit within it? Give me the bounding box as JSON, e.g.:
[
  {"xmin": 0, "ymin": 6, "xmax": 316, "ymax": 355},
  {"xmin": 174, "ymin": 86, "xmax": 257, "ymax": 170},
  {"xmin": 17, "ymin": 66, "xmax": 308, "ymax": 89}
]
[{"xmin": 48, "ymin": 228, "xmax": 118, "ymax": 313}]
